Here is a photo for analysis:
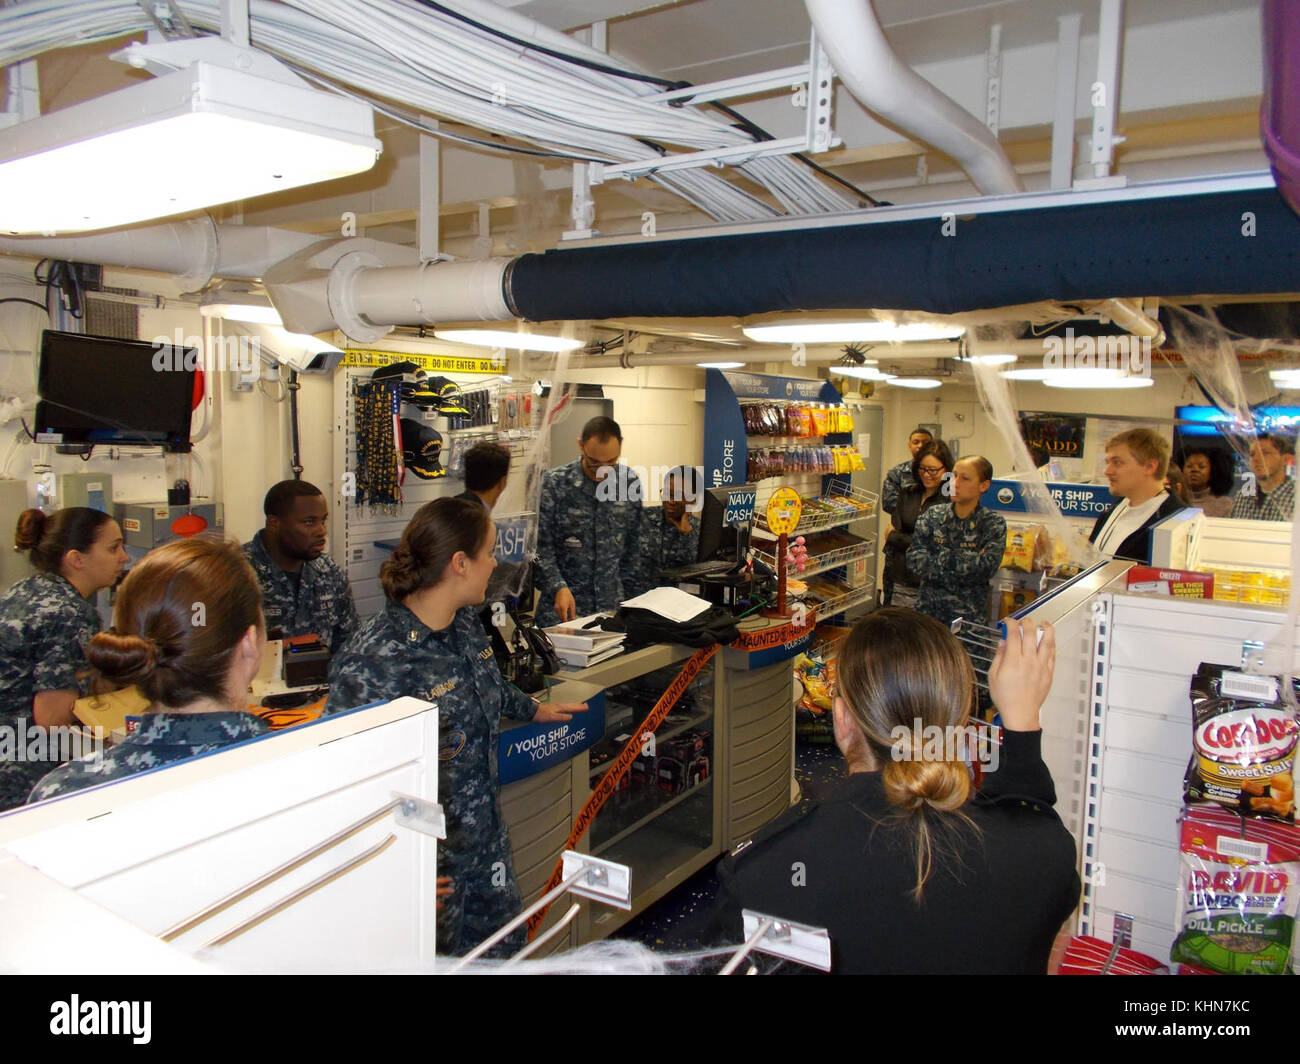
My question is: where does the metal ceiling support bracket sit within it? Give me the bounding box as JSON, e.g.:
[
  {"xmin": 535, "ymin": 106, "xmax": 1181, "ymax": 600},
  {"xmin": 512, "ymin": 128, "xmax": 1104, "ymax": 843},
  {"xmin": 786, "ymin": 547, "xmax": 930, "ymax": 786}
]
[
  {"xmin": 219, "ymin": 0, "xmax": 250, "ymax": 48},
  {"xmin": 1083, "ymin": 0, "xmax": 1127, "ymax": 186},
  {"xmin": 0, "ymin": 58, "xmax": 39, "ymax": 129},
  {"xmin": 807, "ymin": 31, "xmax": 836, "ymax": 155},
  {"xmin": 985, "ymin": 23, "xmax": 1003, "ymax": 136},
  {"xmin": 591, "ymin": 30, "xmax": 840, "ymax": 185},
  {"xmin": 1051, "ymin": 13, "xmax": 1082, "ymax": 189}
]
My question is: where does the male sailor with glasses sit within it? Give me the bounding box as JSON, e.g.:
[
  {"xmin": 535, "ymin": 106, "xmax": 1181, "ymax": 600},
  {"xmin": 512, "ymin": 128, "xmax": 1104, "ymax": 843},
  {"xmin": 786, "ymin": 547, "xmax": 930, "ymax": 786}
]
[{"xmin": 535, "ymin": 416, "xmax": 644, "ymax": 627}]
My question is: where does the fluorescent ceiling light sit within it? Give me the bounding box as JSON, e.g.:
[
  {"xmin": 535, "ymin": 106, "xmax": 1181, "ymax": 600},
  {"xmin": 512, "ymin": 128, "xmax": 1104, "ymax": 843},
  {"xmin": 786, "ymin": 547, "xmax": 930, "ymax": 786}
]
[
  {"xmin": 1270, "ymin": 369, "xmax": 1300, "ymax": 389},
  {"xmin": 434, "ymin": 329, "xmax": 584, "ymax": 352},
  {"xmin": 1043, "ymin": 369, "xmax": 1154, "ymax": 389},
  {"xmin": 959, "ymin": 353, "xmax": 1017, "ymax": 365},
  {"xmin": 200, "ymin": 302, "xmax": 283, "ymax": 326},
  {"xmin": 697, "ymin": 361, "xmax": 746, "ymax": 369},
  {"xmin": 830, "ymin": 365, "xmax": 896, "ymax": 381},
  {"xmin": 0, "ymin": 61, "xmax": 380, "ymax": 234},
  {"xmin": 886, "ymin": 377, "xmax": 943, "ymax": 389},
  {"xmin": 1000, "ymin": 367, "xmax": 1057, "ymax": 381},
  {"xmin": 742, "ymin": 322, "xmax": 966, "ymax": 344}
]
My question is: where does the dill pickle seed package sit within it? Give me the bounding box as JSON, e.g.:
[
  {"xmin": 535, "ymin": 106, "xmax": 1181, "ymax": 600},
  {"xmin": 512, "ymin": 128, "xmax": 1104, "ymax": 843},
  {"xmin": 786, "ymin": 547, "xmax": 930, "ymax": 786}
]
[
  {"xmin": 1171, "ymin": 803, "xmax": 1300, "ymax": 975},
  {"xmin": 1184, "ymin": 663, "xmax": 1299, "ymax": 822}
]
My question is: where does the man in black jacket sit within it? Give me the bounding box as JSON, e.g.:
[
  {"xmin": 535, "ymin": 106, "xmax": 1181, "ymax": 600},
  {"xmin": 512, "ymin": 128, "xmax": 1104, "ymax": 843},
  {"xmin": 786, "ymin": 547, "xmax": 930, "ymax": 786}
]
[{"xmin": 1089, "ymin": 428, "xmax": 1184, "ymax": 562}]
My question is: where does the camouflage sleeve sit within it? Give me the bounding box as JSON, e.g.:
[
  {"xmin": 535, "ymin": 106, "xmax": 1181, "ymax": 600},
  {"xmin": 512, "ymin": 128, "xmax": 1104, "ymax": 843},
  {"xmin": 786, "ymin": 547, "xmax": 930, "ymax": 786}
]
[
  {"xmin": 904, "ymin": 508, "xmax": 946, "ymax": 582},
  {"xmin": 666, "ymin": 515, "xmax": 701, "ymax": 569},
  {"xmin": 31, "ymin": 611, "xmax": 95, "ymax": 694},
  {"xmin": 501, "ymin": 681, "xmax": 538, "ymax": 722},
  {"xmin": 881, "ymin": 465, "xmax": 903, "ymax": 516},
  {"xmin": 324, "ymin": 651, "xmax": 393, "ymax": 715},
  {"xmin": 332, "ymin": 566, "xmax": 360, "ymax": 650},
  {"xmin": 945, "ymin": 512, "xmax": 1007, "ymax": 581},
  {"xmin": 615, "ymin": 474, "xmax": 644, "ymax": 602},
  {"xmin": 534, "ymin": 471, "xmax": 566, "ymax": 600}
]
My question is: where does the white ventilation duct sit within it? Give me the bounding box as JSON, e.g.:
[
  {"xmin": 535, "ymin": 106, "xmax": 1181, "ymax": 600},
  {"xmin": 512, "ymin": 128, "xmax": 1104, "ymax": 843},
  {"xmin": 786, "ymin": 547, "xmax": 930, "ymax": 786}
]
[
  {"xmin": 0, "ymin": 218, "xmax": 318, "ymax": 290},
  {"xmin": 804, "ymin": 0, "xmax": 1023, "ymax": 196}
]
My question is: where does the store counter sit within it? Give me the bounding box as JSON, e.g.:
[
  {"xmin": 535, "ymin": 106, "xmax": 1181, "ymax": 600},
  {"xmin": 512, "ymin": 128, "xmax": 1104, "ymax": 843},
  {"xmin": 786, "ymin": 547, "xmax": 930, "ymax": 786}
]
[{"xmin": 498, "ymin": 620, "xmax": 805, "ymax": 947}]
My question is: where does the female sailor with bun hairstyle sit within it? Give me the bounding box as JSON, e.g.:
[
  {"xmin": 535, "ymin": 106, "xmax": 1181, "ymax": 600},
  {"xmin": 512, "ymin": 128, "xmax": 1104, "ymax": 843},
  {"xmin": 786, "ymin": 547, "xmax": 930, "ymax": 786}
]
[
  {"xmin": 0, "ymin": 507, "xmax": 127, "ymax": 809},
  {"xmin": 326, "ymin": 496, "xmax": 587, "ymax": 957},
  {"xmin": 28, "ymin": 537, "xmax": 270, "ymax": 803},
  {"xmin": 712, "ymin": 608, "xmax": 1080, "ymax": 974}
]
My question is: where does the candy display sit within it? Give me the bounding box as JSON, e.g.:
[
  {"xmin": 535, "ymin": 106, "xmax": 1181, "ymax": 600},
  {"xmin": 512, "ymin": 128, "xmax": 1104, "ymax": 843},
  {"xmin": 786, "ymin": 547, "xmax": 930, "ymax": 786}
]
[
  {"xmin": 740, "ymin": 401, "xmax": 853, "ymax": 438},
  {"xmin": 786, "ymin": 535, "xmax": 808, "ymax": 572},
  {"xmin": 746, "ymin": 445, "xmax": 863, "ymax": 482}
]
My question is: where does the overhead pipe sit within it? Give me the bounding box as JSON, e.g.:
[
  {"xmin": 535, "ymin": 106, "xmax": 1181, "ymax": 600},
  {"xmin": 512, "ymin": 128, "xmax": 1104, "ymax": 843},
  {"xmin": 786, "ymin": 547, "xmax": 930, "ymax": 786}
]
[
  {"xmin": 803, "ymin": 0, "xmax": 1023, "ymax": 196},
  {"xmin": 0, "ymin": 217, "xmax": 318, "ymax": 290}
]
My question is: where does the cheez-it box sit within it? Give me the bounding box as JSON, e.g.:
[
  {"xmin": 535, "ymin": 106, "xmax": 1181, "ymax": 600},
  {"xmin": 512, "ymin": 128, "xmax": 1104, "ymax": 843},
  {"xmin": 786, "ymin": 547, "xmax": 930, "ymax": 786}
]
[{"xmin": 1125, "ymin": 567, "xmax": 1214, "ymax": 598}]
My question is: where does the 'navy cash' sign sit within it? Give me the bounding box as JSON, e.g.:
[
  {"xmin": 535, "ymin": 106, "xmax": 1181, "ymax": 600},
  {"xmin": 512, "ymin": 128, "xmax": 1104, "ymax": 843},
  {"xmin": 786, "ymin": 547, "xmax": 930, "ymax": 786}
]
[
  {"xmin": 498, "ymin": 693, "xmax": 606, "ymax": 785},
  {"xmin": 723, "ymin": 489, "xmax": 757, "ymax": 525}
]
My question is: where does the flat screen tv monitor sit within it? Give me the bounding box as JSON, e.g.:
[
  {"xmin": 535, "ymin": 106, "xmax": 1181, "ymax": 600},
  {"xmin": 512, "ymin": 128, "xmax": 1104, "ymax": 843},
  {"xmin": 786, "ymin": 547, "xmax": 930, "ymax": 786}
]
[{"xmin": 35, "ymin": 330, "xmax": 196, "ymax": 453}]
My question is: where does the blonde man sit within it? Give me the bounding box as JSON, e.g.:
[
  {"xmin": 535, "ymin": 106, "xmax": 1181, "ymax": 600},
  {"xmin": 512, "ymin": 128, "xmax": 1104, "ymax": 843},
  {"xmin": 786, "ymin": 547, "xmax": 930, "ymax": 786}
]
[{"xmin": 1090, "ymin": 428, "xmax": 1184, "ymax": 561}]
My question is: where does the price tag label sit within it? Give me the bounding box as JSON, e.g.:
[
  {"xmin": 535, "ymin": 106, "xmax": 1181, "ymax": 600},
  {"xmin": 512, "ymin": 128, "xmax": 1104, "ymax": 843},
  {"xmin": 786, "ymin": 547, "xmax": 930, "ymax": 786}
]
[{"xmin": 766, "ymin": 487, "xmax": 802, "ymax": 534}]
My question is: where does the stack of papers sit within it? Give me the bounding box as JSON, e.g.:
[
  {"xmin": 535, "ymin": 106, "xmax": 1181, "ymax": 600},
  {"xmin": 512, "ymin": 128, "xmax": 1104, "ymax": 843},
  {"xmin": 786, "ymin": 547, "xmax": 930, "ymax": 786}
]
[
  {"xmin": 619, "ymin": 587, "xmax": 712, "ymax": 623},
  {"xmin": 544, "ymin": 614, "xmax": 627, "ymax": 669}
]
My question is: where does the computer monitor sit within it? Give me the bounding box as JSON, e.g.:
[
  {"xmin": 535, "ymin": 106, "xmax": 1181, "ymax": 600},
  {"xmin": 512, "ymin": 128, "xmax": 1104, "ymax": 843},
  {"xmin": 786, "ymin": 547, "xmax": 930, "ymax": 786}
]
[
  {"xmin": 697, "ymin": 485, "xmax": 756, "ymax": 563},
  {"xmin": 35, "ymin": 330, "xmax": 197, "ymax": 453}
]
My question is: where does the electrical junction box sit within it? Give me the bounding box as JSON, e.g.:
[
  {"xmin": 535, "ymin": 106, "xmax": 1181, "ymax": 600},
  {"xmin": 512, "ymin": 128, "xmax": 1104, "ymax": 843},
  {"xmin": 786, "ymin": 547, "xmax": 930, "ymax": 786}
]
[
  {"xmin": 58, "ymin": 473, "xmax": 113, "ymax": 513},
  {"xmin": 114, "ymin": 502, "xmax": 223, "ymax": 551}
]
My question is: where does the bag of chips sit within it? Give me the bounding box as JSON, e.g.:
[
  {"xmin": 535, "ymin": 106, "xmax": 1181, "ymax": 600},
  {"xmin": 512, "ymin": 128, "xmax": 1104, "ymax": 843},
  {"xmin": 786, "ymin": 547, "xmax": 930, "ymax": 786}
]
[
  {"xmin": 1171, "ymin": 803, "xmax": 1300, "ymax": 975},
  {"xmin": 1184, "ymin": 663, "xmax": 1299, "ymax": 822},
  {"xmin": 1001, "ymin": 527, "xmax": 1037, "ymax": 572}
]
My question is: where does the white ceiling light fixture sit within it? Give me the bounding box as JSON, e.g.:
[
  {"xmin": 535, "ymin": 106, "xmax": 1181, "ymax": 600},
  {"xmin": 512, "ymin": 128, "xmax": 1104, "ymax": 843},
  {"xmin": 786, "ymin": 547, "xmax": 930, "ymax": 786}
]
[
  {"xmin": 959, "ymin": 353, "xmax": 1017, "ymax": 365},
  {"xmin": 200, "ymin": 285, "xmax": 284, "ymax": 326},
  {"xmin": 885, "ymin": 377, "xmax": 943, "ymax": 389},
  {"xmin": 697, "ymin": 361, "xmax": 746, "ymax": 369},
  {"xmin": 1000, "ymin": 367, "xmax": 1058, "ymax": 381},
  {"xmin": 742, "ymin": 321, "xmax": 966, "ymax": 344},
  {"xmin": 434, "ymin": 329, "xmax": 584, "ymax": 353},
  {"xmin": 0, "ymin": 59, "xmax": 381, "ymax": 235},
  {"xmin": 1269, "ymin": 369, "xmax": 1300, "ymax": 389},
  {"xmin": 1043, "ymin": 369, "xmax": 1155, "ymax": 389},
  {"xmin": 829, "ymin": 365, "xmax": 896, "ymax": 381}
]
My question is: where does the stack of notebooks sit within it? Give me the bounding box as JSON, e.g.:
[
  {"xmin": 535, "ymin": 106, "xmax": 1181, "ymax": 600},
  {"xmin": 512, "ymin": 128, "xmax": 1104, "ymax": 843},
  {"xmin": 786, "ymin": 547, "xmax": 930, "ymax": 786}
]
[{"xmin": 545, "ymin": 614, "xmax": 627, "ymax": 669}]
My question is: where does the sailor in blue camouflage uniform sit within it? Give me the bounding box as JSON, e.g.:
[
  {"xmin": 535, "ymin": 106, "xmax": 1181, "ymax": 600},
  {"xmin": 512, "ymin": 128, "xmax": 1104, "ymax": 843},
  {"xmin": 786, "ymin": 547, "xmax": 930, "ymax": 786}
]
[
  {"xmin": 632, "ymin": 465, "xmax": 701, "ymax": 596},
  {"xmin": 0, "ymin": 507, "xmax": 127, "ymax": 810},
  {"xmin": 28, "ymin": 713, "xmax": 269, "ymax": 802},
  {"xmin": 26, "ymin": 536, "xmax": 272, "ymax": 803},
  {"xmin": 906, "ymin": 455, "xmax": 1006, "ymax": 628},
  {"xmin": 242, "ymin": 479, "xmax": 358, "ymax": 650},
  {"xmin": 535, "ymin": 416, "xmax": 643, "ymax": 627},
  {"xmin": 881, "ymin": 427, "xmax": 934, "ymax": 516},
  {"xmin": 326, "ymin": 498, "xmax": 586, "ymax": 956}
]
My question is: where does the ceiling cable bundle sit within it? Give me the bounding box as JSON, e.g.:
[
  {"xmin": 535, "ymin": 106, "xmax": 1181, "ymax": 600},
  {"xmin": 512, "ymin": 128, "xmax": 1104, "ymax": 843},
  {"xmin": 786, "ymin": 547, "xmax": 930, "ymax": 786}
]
[{"xmin": 0, "ymin": 0, "xmax": 860, "ymax": 222}]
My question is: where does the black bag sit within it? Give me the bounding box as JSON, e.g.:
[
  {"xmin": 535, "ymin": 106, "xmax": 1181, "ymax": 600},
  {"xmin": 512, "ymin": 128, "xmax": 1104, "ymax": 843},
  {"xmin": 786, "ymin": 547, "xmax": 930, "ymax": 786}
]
[{"xmin": 600, "ymin": 605, "xmax": 740, "ymax": 649}]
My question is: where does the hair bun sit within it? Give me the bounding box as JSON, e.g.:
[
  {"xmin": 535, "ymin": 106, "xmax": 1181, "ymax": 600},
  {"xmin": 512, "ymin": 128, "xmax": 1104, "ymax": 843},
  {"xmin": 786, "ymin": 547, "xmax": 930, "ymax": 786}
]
[
  {"xmin": 14, "ymin": 508, "xmax": 46, "ymax": 552},
  {"xmin": 883, "ymin": 757, "xmax": 971, "ymax": 814},
  {"xmin": 86, "ymin": 630, "xmax": 166, "ymax": 686}
]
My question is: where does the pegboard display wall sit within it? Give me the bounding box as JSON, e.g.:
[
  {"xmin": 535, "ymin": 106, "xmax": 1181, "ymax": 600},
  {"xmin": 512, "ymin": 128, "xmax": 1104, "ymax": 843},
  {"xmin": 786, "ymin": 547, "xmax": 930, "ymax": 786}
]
[{"xmin": 331, "ymin": 366, "xmax": 534, "ymax": 620}]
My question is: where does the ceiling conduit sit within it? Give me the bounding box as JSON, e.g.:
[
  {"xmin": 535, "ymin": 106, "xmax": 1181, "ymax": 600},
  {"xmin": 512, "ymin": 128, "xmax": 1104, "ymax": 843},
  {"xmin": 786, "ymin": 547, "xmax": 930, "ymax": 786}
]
[
  {"xmin": 803, "ymin": 0, "xmax": 1023, "ymax": 196},
  {"xmin": 503, "ymin": 188, "xmax": 1300, "ymax": 322}
]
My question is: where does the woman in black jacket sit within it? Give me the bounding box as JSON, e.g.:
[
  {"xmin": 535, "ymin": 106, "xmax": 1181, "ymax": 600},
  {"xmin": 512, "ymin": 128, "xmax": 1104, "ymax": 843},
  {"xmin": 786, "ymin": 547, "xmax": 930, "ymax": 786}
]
[
  {"xmin": 712, "ymin": 609, "xmax": 1080, "ymax": 974},
  {"xmin": 882, "ymin": 440, "xmax": 954, "ymax": 607}
]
